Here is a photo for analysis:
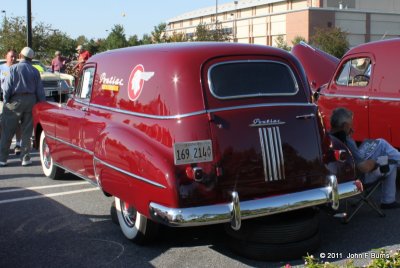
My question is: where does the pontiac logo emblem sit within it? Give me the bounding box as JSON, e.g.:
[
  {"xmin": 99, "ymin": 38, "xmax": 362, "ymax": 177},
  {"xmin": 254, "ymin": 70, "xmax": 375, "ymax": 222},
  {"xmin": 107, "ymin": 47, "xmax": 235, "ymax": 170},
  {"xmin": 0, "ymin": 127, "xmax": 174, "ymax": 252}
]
[
  {"xmin": 249, "ymin": 118, "xmax": 286, "ymax": 127},
  {"xmin": 128, "ymin": 64, "xmax": 154, "ymax": 101}
]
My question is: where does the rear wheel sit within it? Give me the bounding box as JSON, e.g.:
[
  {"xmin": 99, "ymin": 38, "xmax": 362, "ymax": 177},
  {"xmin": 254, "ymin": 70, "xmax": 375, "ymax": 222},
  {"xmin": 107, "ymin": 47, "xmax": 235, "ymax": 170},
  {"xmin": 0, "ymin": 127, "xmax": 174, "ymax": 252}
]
[
  {"xmin": 39, "ymin": 131, "xmax": 64, "ymax": 179},
  {"xmin": 225, "ymin": 208, "xmax": 320, "ymax": 261},
  {"xmin": 114, "ymin": 197, "xmax": 159, "ymax": 244}
]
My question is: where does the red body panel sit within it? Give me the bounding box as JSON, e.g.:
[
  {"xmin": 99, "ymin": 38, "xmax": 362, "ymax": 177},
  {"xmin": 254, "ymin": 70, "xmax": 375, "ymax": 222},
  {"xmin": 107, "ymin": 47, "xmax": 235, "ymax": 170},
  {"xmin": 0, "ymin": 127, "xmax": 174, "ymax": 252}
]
[
  {"xmin": 291, "ymin": 42, "xmax": 339, "ymax": 91},
  {"xmin": 294, "ymin": 39, "xmax": 400, "ymax": 148},
  {"xmin": 33, "ymin": 42, "xmax": 355, "ymax": 221}
]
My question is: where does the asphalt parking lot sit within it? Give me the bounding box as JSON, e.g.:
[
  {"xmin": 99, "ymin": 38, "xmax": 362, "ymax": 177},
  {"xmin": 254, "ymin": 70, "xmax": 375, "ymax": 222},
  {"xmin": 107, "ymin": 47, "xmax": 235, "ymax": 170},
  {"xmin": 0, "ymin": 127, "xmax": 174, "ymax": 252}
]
[{"xmin": 1, "ymin": 150, "xmax": 400, "ymax": 268}]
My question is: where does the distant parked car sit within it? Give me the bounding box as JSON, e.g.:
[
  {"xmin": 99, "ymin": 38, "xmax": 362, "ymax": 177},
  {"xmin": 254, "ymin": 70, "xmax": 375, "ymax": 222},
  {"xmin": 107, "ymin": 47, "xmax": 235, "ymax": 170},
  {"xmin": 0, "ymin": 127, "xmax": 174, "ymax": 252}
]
[
  {"xmin": 0, "ymin": 59, "xmax": 75, "ymax": 102},
  {"xmin": 292, "ymin": 38, "xmax": 400, "ymax": 148}
]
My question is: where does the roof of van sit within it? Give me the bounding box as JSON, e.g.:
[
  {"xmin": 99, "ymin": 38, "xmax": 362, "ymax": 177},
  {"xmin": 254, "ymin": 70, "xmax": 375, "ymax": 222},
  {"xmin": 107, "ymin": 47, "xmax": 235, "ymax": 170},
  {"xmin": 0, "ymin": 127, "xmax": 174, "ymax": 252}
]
[{"xmin": 345, "ymin": 38, "xmax": 400, "ymax": 55}]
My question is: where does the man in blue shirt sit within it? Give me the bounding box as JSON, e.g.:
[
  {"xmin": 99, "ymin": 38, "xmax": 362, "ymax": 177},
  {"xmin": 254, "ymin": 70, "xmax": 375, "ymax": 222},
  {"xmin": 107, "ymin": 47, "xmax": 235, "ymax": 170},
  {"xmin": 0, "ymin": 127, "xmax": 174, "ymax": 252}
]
[
  {"xmin": 0, "ymin": 47, "xmax": 46, "ymax": 166},
  {"xmin": 0, "ymin": 49, "xmax": 22, "ymax": 155},
  {"xmin": 330, "ymin": 107, "xmax": 400, "ymax": 209}
]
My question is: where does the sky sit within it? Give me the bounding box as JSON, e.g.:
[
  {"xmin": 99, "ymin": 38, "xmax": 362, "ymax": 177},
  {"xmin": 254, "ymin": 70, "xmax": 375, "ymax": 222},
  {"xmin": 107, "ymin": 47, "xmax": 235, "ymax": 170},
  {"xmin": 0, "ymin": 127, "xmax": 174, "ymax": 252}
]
[{"xmin": 1, "ymin": 0, "xmax": 233, "ymax": 39}]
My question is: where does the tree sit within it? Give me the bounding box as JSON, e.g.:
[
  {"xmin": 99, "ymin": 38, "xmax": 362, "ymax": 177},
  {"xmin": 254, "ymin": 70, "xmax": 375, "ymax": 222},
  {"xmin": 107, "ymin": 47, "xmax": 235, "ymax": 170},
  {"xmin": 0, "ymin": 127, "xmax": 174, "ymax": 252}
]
[
  {"xmin": 193, "ymin": 23, "xmax": 230, "ymax": 41},
  {"xmin": 0, "ymin": 16, "xmax": 27, "ymax": 57},
  {"xmin": 275, "ymin": 35, "xmax": 290, "ymax": 51},
  {"xmin": 75, "ymin": 35, "xmax": 88, "ymax": 47},
  {"xmin": 102, "ymin": 24, "xmax": 128, "ymax": 51},
  {"xmin": 128, "ymin": 35, "xmax": 141, "ymax": 46},
  {"xmin": 0, "ymin": 16, "xmax": 76, "ymax": 63},
  {"xmin": 311, "ymin": 27, "xmax": 349, "ymax": 58},
  {"xmin": 168, "ymin": 32, "xmax": 186, "ymax": 43},
  {"xmin": 141, "ymin": 34, "xmax": 152, "ymax": 45},
  {"xmin": 291, "ymin": 35, "xmax": 306, "ymax": 46},
  {"xmin": 151, "ymin": 23, "xmax": 167, "ymax": 43}
]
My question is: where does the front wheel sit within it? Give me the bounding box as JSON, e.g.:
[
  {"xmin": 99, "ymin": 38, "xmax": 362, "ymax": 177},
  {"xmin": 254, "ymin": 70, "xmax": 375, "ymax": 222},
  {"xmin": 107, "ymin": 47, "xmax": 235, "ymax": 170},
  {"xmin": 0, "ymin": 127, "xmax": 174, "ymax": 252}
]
[
  {"xmin": 39, "ymin": 131, "xmax": 64, "ymax": 179},
  {"xmin": 114, "ymin": 197, "xmax": 159, "ymax": 244}
]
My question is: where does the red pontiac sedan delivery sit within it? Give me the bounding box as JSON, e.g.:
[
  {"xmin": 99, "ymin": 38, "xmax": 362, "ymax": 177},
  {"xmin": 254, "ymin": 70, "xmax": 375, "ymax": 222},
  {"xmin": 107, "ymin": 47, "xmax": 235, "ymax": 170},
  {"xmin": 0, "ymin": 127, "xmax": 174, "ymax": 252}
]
[{"xmin": 33, "ymin": 43, "xmax": 358, "ymax": 249}]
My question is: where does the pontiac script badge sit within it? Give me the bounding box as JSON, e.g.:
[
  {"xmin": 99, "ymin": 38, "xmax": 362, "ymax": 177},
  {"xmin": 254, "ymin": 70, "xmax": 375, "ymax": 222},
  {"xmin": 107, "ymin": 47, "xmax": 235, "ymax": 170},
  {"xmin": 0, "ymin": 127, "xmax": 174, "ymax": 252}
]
[{"xmin": 249, "ymin": 118, "xmax": 286, "ymax": 127}]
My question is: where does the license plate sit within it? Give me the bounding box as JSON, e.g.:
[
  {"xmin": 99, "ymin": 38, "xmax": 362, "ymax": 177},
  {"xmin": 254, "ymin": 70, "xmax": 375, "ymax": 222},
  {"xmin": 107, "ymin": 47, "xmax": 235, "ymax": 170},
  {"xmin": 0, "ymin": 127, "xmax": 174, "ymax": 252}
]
[{"xmin": 174, "ymin": 140, "xmax": 213, "ymax": 165}]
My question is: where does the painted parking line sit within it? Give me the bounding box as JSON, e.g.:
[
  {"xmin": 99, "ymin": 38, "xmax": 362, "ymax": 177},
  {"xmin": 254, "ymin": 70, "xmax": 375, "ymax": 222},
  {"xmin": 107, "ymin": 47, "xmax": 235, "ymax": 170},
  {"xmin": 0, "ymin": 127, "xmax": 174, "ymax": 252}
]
[
  {"xmin": 0, "ymin": 182, "xmax": 90, "ymax": 194},
  {"xmin": 0, "ymin": 188, "xmax": 99, "ymax": 205}
]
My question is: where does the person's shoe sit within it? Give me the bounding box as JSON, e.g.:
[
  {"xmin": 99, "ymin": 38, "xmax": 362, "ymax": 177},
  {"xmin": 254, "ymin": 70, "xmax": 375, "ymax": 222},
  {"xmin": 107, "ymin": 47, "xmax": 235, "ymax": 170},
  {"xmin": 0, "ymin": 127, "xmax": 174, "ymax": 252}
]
[
  {"xmin": 0, "ymin": 161, "xmax": 7, "ymax": 167},
  {"xmin": 14, "ymin": 145, "xmax": 21, "ymax": 156},
  {"xmin": 381, "ymin": 201, "xmax": 400, "ymax": 209},
  {"xmin": 21, "ymin": 156, "xmax": 32, "ymax": 166}
]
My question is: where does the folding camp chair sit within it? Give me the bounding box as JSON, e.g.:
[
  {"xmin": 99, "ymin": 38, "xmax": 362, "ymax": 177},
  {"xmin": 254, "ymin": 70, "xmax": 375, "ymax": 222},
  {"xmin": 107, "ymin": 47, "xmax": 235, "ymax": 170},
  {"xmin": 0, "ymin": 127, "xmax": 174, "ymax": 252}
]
[{"xmin": 335, "ymin": 175, "xmax": 386, "ymax": 224}]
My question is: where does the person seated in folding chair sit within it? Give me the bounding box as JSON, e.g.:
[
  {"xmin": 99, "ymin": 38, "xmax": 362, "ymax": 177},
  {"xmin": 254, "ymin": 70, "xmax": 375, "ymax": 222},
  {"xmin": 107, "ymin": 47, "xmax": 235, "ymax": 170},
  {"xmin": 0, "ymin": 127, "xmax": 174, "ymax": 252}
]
[{"xmin": 330, "ymin": 107, "xmax": 400, "ymax": 209}]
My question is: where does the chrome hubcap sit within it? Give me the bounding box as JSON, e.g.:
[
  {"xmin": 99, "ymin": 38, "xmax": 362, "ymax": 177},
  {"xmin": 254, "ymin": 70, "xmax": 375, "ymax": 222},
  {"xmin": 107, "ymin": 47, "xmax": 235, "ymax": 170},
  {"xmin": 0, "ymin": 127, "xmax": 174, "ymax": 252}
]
[
  {"xmin": 42, "ymin": 140, "xmax": 51, "ymax": 169},
  {"xmin": 120, "ymin": 201, "xmax": 137, "ymax": 227}
]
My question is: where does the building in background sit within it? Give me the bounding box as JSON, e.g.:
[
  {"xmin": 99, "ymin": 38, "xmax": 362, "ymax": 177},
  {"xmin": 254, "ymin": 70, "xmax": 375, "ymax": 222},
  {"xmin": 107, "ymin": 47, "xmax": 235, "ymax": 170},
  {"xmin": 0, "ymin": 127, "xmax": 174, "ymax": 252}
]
[{"xmin": 166, "ymin": 0, "xmax": 400, "ymax": 48}]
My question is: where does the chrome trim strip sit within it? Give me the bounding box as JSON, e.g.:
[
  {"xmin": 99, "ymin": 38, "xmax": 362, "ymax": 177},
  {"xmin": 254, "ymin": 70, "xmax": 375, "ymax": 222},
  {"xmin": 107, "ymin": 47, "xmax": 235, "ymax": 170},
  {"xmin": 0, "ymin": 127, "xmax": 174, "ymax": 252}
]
[
  {"xmin": 268, "ymin": 128, "xmax": 278, "ymax": 181},
  {"xmin": 207, "ymin": 60, "xmax": 299, "ymax": 100},
  {"xmin": 53, "ymin": 162, "xmax": 98, "ymax": 187},
  {"xmin": 259, "ymin": 128, "xmax": 268, "ymax": 182},
  {"xmin": 296, "ymin": 113, "xmax": 315, "ymax": 119},
  {"xmin": 262, "ymin": 128, "xmax": 272, "ymax": 181},
  {"xmin": 94, "ymin": 157, "xmax": 166, "ymax": 189},
  {"xmin": 207, "ymin": 103, "xmax": 316, "ymax": 114},
  {"xmin": 89, "ymin": 102, "xmax": 206, "ymax": 119},
  {"xmin": 250, "ymin": 121, "xmax": 285, "ymax": 127},
  {"xmin": 368, "ymin": 96, "xmax": 400, "ymax": 102},
  {"xmin": 276, "ymin": 127, "xmax": 285, "ymax": 180},
  {"xmin": 47, "ymin": 134, "xmax": 93, "ymax": 155},
  {"xmin": 149, "ymin": 180, "xmax": 360, "ymax": 227},
  {"xmin": 320, "ymin": 93, "xmax": 400, "ymax": 102},
  {"xmin": 47, "ymin": 134, "xmax": 165, "ymax": 189},
  {"xmin": 320, "ymin": 93, "xmax": 369, "ymax": 100},
  {"xmin": 259, "ymin": 127, "xmax": 284, "ymax": 182},
  {"xmin": 83, "ymin": 102, "xmax": 315, "ymax": 120}
]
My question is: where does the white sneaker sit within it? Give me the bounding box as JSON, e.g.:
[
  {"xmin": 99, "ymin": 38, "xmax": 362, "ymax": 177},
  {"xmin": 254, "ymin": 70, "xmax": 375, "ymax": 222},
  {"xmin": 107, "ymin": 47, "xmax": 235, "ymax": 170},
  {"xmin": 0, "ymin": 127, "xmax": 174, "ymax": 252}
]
[
  {"xmin": 0, "ymin": 161, "xmax": 6, "ymax": 167},
  {"xmin": 21, "ymin": 156, "xmax": 32, "ymax": 166}
]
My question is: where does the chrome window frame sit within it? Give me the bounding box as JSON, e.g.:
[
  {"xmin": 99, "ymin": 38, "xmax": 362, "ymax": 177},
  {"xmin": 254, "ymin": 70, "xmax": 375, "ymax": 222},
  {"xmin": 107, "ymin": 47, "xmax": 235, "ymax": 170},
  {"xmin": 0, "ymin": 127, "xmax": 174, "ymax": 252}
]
[{"xmin": 207, "ymin": 60, "xmax": 299, "ymax": 100}]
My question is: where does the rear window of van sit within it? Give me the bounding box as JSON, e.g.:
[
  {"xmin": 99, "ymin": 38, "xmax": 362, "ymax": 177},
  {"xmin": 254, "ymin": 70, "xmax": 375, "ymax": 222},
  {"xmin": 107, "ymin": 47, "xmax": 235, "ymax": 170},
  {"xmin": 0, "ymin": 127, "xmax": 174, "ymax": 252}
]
[{"xmin": 208, "ymin": 60, "xmax": 299, "ymax": 99}]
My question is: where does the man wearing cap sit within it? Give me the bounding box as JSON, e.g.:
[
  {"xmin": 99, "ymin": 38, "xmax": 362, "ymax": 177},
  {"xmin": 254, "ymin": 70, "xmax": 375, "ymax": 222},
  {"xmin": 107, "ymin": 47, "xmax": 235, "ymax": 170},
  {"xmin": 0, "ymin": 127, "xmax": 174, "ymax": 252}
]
[
  {"xmin": 0, "ymin": 47, "xmax": 46, "ymax": 167},
  {"xmin": 51, "ymin": 50, "xmax": 68, "ymax": 73},
  {"xmin": 73, "ymin": 45, "xmax": 91, "ymax": 73}
]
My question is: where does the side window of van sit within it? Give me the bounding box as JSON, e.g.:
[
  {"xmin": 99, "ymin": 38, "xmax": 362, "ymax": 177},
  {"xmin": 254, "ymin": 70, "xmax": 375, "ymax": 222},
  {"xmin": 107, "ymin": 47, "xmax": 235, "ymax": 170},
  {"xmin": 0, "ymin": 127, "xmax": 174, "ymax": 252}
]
[
  {"xmin": 75, "ymin": 67, "xmax": 95, "ymax": 100},
  {"xmin": 336, "ymin": 57, "xmax": 371, "ymax": 87}
]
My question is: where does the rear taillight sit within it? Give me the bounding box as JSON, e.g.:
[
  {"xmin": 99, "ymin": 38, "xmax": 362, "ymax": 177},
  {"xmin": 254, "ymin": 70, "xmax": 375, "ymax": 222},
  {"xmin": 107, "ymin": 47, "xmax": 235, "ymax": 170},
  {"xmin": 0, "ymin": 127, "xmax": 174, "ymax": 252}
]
[
  {"xmin": 333, "ymin": 149, "xmax": 348, "ymax": 162},
  {"xmin": 185, "ymin": 166, "xmax": 204, "ymax": 182}
]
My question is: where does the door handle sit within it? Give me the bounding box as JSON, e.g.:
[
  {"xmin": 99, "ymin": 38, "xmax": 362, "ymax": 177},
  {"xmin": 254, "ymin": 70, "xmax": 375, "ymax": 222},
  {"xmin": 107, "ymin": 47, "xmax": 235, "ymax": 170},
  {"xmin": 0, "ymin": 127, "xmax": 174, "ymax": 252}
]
[
  {"xmin": 296, "ymin": 113, "xmax": 315, "ymax": 119},
  {"xmin": 81, "ymin": 106, "xmax": 89, "ymax": 112}
]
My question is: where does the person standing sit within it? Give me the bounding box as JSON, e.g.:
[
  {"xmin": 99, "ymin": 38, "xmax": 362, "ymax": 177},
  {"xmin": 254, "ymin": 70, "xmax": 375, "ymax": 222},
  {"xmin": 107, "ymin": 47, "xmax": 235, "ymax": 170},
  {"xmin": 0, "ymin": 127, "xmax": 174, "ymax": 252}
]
[
  {"xmin": 73, "ymin": 45, "xmax": 91, "ymax": 73},
  {"xmin": 51, "ymin": 50, "xmax": 68, "ymax": 73},
  {"xmin": 0, "ymin": 49, "xmax": 22, "ymax": 155},
  {"xmin": 0, "ymin": 47, "xmax": 46, "ymax": 166}
]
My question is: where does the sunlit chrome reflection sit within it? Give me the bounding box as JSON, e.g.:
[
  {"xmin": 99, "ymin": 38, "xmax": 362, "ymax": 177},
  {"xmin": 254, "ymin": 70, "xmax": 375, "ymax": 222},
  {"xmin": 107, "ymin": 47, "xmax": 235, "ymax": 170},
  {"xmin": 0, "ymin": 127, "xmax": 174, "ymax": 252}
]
[{"xmin": 173, "ymin": 75, "xmax": 179, "ymax": 83}]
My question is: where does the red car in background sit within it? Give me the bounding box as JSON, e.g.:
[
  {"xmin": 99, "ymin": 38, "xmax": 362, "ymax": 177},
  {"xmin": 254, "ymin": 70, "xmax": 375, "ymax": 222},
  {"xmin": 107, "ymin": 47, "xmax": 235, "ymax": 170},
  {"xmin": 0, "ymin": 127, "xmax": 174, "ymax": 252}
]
[{"xmin": 293, "ymin": 39, "xmax": 400, "ymax": 148}]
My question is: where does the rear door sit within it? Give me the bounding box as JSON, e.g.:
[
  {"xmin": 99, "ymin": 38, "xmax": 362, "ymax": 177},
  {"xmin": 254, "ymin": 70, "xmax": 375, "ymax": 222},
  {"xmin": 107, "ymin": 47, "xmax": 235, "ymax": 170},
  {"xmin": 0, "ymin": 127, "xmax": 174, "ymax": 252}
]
[{"xmin": 203, "ymin": 57, "xmax": 327, "ymax": 200}]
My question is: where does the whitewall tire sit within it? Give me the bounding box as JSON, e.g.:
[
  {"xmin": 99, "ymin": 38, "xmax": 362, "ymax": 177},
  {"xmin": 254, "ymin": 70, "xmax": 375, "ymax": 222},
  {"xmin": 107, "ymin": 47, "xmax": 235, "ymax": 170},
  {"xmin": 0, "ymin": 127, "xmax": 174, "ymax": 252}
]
[
  {"xmin": 114, "ymin": 196, "xmax": 159, "ymax": 244},
  {"xmin": 39, "ymin": 131, "xmax": 64, "ymax": 179}
]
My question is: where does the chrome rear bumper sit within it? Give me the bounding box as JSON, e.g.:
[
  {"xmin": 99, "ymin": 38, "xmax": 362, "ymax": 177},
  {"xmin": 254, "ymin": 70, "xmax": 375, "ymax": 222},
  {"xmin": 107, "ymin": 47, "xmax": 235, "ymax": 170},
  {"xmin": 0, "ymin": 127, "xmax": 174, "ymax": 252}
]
[{"xmin": 149, "ymin": 176, "xmax": 359, "ymax": 230}]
